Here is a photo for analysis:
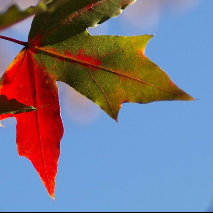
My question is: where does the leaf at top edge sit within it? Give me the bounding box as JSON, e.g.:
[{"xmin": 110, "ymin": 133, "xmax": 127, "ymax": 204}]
[
  {"xmin": 29, "ymin": 0, "xmax": 136, "ymax": 46},
  {"xmin": 0, "ymin": 95, "xmax": 37, "ymax": 118},
  {"xmin": 0, "ymin": 0, "xmax": 70, "ymax": 31}
]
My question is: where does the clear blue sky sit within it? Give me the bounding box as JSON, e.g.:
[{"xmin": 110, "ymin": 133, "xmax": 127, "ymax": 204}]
[{"xmin": 0, "ymin": 0, "xmax": 213, "ymax": 211}]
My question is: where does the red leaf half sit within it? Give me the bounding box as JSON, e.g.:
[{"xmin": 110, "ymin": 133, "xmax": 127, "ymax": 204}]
[{"xmin": 0, "ymin": 49, "xmax": 64, "ymax": 198}]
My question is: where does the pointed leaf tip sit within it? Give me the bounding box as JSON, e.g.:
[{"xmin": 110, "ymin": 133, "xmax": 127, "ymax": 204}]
[
  {"xmin": 48, "ymin": 190, "xmax": 55, "ymax": 200},
  {"xmin": 185, "ymin": 95, "xmax": 196, "ymax": 101}
]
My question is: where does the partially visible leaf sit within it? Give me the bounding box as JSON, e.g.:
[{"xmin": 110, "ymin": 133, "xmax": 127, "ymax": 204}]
[
  {"xmin": 0, "ymin": 0, "xmax": 69, "ymax": 31},
  {"xmin": 29, "ymin": 0, "xmax": 136, "ymax": 45},
  {"xmin": 0, "ymin": 94, "xmax": 36, "ymax": 117}
]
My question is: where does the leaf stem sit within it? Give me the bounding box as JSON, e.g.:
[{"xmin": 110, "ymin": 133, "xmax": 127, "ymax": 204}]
[{"xmin": 0, "ymin": 35, "xmax": 28, "ymax": 47}]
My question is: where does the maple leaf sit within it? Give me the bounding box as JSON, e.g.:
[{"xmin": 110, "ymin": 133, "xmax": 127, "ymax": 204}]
[{"xmin": 0, "ymin": 0, "xmax": 194, "ymax": 198}]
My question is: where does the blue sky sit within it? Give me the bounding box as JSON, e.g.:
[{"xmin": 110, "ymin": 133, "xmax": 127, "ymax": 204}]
[{"xmin": 0, "ymin": 0, "xmax": 213, "ymax": 211}]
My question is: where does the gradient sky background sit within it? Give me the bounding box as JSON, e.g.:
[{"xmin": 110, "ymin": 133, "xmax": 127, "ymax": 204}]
[{"xmin": 0, "ymin": 0, "xmax": 213, "ymax": 211}]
